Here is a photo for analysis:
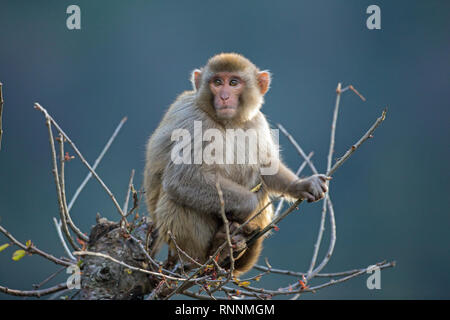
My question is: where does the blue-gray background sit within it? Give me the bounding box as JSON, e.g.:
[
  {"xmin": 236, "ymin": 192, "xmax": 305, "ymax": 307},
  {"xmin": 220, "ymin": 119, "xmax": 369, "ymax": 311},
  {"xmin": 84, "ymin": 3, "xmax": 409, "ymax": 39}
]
[{"xmin": 0, "ymin": 0, "xmax": 449, "ymax": 299}]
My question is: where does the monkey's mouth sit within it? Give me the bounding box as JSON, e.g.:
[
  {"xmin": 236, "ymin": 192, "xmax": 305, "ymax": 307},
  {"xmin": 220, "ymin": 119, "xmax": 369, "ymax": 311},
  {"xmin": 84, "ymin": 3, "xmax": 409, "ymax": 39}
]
[
  {"xmin": 216, "ymin": 105, "xmax": 237, "ymax": 117},
  {"xmin": 216, "ymin": 105, "xmax": 237, "ymax": 112}
]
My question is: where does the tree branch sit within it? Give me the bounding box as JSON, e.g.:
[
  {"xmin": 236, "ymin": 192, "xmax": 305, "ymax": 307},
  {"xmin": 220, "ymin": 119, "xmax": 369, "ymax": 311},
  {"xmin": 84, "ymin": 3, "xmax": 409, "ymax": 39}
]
[
  {"xmin": 34, "ymin": 103, "xmax": 126, "ymax": 217},
  {"xmin": 0, "ymin": 224, "xmax": 72, "ymax": 266},
  {"xmin": 68, "ymin": 116, "xmax": 127, "ymax": 213},
  {"xmin": 0, "ymin": 283, "xmax": 68, "ymax": 298},
  {"xmin": 0, "ymin": 82, "xmax": 4, "ymax": 151}
]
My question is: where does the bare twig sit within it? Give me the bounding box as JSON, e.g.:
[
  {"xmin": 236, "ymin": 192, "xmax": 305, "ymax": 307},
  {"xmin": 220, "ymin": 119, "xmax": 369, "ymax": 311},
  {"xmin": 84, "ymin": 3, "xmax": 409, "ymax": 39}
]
[
  {"xmin": 181, "ymin": 290, "xmax": 219, "ymax": 300},
  {"xmin": 168, "ymin": 231, "xmax": 203, "ymax": 268},
  {"xmin": 230, "ymin": 261, "xmax": 394, "ymax": 298},
  {"xmin": 118, "ymin": 169, "xmax": 135, "ymax": 228},
  {"xmin": 0, "ymin": 283, "xmax": 68, "ymax": 298},
  {"xmin": 277, "ymin": 124, "xmax": 319, "ymax": 175},
  {"xmin": 255, "ymin": 262, "xmax": 392, "ymax": 278},
  {"xmin": 73, "ymin": 250, "xmax": 187, "ymax": 281},
  {"xmin": 33, "ymin": 266, "xmax": 67, "ymax": 289},
  {"xmin": 206, "ymin": 179, "xmax": 235, "ymax": 297},
  {"xmin": 53, "ymin": 217, "xmax": 76, "ymax": 261},
  {"xmin": 215, "ymin": 178, "xmax": 235, "ymax": 275},
  {"xmin": 58, "ymin": 133, "xmax": 87, "ymax": 242},
  {"xmin": 340, "ymin": 84, "xmax": 366, "ymax": 101},
  {"xmin": 221, "ymin": 286, "xmax": 265, "ymax": 299},
  {"xmin": 275, "ymin": 124, "xmax": 337, "ymax": 281},
  {"xmin": 306, "ymin": 261, "xmax": 395, "ymax": 292},
  {"xmin": 34, "ymin": 103, "xmax": 125, "ymax": 217},
  {"xmin": 125, "ymin": 184, "xmax": 139, "ymax": 217},
  {"xmin": 308, "ymin": 82, "xmax": 342, "ymax": 275},
  {"xmin": 0, "ymin": 82, "xmax": 4, "ymax": 151},
  {"xmin": 163, "ymin": 247, "xmax": 229, "ymax": 300},
  {"xmin": 68, "ymin": 116, "xmax": 127, "ymax": 212},
  {"xmin": 328, "ymin": 108, "xmax": 387, "ymax": 176},
  {"xmin": 307, "ymin": 197, "xmax": 336, "ymax": 280},
  {"xmin": 44, "ymin": 118, "xmax": 79, "ymax": 251},
  {"xmin": 122, "ymin": 169, "xmax": 135, "ymax": 215},
  {"xmin": 289, "ymin": 261, "xmax": 395, "ymax": 294},
  {"xmin": 128, "ymin": 234, "xmax": 182, "ymax": 277},
  {"xmin": 246, "ymin": 109, "xmax": 387, "ymax": 248},
  {"xmin": 267, "ymin": 123, "xmax": 338, "ymax": 283}
]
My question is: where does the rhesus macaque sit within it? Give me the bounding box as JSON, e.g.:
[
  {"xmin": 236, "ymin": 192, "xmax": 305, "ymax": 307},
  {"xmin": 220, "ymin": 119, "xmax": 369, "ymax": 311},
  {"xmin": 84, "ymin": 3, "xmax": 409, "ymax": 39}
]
[{"xmin": 144, "ymin": 53, "xmax": 329, "ymax": 276}]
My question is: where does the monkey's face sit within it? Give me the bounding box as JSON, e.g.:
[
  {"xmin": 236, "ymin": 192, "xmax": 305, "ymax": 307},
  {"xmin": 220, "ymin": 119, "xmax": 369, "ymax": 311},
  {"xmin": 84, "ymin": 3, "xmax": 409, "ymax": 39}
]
[{"xmin": 209, "ymin": 72, "xmax": 245, "ymax": 120}]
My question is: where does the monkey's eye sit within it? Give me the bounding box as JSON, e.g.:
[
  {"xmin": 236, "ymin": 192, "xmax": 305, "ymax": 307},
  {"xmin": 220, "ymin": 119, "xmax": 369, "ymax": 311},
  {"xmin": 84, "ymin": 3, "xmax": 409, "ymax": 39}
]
[
  {"xmin": 229, "ymin": 79, "xmax": 239, "ymax": 86},
  {"xmin": 213, "ymin": 78, "xmax": 223, "ymax": 86}
]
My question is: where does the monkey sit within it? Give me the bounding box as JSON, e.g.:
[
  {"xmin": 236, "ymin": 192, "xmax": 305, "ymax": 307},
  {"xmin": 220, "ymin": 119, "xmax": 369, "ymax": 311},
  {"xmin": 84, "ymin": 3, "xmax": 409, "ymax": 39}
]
[{"xmin": 144, "ymin": 53, "xmax": 329, "ymax": 276}]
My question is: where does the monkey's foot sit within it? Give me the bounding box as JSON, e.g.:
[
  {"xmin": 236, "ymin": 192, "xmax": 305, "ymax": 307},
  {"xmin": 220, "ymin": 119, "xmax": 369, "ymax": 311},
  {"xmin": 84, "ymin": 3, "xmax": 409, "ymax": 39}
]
[{"xmin": 209, "ymin": 222, "xmax": 254, "ymax": 265}]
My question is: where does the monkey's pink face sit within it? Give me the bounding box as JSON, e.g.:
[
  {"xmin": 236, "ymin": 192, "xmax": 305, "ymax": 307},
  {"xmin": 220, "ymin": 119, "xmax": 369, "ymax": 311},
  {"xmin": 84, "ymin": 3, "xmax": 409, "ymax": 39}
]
[{"xmin": 209, "ymin": 72, "xmax": 245, "ymax": 119}]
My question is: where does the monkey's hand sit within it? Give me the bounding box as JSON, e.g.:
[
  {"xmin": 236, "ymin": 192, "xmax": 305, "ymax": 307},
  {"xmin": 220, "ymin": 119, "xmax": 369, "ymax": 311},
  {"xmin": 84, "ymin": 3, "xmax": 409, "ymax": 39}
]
[
  {"xmin": 291, "ymin": 174, "xmax": 330, "ymax": 202},
  {"xmin": 209, "ymin": 222, "xmax": 254, "ymax": 265},
  {"xmin": 227, "ymin": 192, "xmax": 259, "ymax": 224}
]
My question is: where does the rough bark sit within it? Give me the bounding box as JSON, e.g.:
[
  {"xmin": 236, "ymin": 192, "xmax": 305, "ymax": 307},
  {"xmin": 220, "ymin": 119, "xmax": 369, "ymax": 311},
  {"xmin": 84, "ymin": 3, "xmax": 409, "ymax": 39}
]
[{"xmin": 79, "ymin": 216, "xmax": 157, "ymax": 300}]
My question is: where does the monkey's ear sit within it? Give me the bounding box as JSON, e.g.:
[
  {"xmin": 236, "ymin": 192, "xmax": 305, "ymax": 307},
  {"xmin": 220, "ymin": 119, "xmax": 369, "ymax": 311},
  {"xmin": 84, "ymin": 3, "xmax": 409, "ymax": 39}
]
[
  {"xmin": 257, "ymin": 71, "xmax": 271, "ymax": 95},
  {"xmin": 191, "ymin": 69, "xmax": 202, "ymax": 91}
]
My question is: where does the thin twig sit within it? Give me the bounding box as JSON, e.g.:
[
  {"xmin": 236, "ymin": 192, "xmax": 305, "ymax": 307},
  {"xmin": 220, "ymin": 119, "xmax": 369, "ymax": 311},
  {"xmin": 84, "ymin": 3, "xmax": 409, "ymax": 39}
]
[
  {"xmin": 68, "ymin": 116, "xmax": 127, "ymax": 212},
  {"xmin": 291, "ymin": 261, "xmax": 395, "ymax": 294},
  {"xmin": 276, "ymin": 123, "xmax": 337, "ymax": 281},
  {"xmin": 53, "ymin": 217, "xmax": 76, "ymax": 261},
  {"xmin": 168, "ymin": 231, "xmax": 203, "ymax": 268},
  {"xmin": 181, "ymin": 290, "xmax": 220, "ymax": 300},
  {"xmin": 246, "ymin": 109, "xmax": 387, "ymax": 248},
  {"xmin": 328, "ymin": 108, "xmax": 387, "ymax": 176},
  {"xmin": 277, "ymin": 124, "xmax": 319, "ymax": 175},
  {"xmin": 73, "ymin": 250, "xmax": 188, "ymax": 281},
  {"xmin": 308, "ymin": 82, "xmax": 342, "ymax": 275},
  {"xmin": 0, "ymin": 224, "xmax": 72, "ymax": 266},
  {"xmin": 34, "ymin": 103, "xmax": 125, "ymax": 217},
  {"xmin": 44, "ymin": 118, "xmax": 79, "ymax": 251},
  {"xmin": 229, "ymin": 261, "xmax": 394, "ymax": 297},
  {"xmin": 221, "ymin": 286, "xmax": 264, "ymax": 299},
  {"xmin": 128, "ymin": 234, "xmax": 182, "ymax": 277},
  {"xmin": 58, "ymin": 133, "xmax": 87, "ymax": 242},
  {"xmin": 340, "ymin": 85, "xmax": 366, "ymax": 101},
  {"xmin": 122, "ymin": 169, "xmax": 135, "ymax": 215},
  {"xmin": 215, "ymin": 178, "xmax": 235, "ymax": 275},
  {"xmin": 125, "ymin": 184, "xmax": 139, "ymax": 218},
  {"xmin": 0, "ymin": 283, "xmax": 68, "ymax": 298},
  {"xmin": 207, "ymin": 179, "xmax": 236, "ymax": 295},
  {"xmin": 33, "ymin": 266, "xmax": 67, "ymax": 289},
  {"xmin": 307, "ymin": 262, "xmax": 394, "ymax": 292},
  {"xmin": 0, "ymin": 82, "xmax": 4, "ymax": 151},
  {"xmin": 307, "ymin": 197, "xmax": 336, "ymax": 279},
  {"xmin": 254, "ymin": 262, "xmax": 391, "ymax": 278}
]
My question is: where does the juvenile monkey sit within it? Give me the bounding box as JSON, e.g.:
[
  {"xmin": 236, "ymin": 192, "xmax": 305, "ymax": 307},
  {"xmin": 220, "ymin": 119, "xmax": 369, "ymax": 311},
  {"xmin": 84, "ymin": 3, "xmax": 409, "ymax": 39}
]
[{"xmin": 144, "ymin": 53, "xmax": 329, "ymax": 275}]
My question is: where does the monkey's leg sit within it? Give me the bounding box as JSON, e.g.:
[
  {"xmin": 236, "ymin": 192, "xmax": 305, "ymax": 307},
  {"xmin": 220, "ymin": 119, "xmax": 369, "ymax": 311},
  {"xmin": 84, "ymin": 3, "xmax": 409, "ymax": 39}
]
[{"xmin": 154, "ymin": 194, "xmax": 218, "ymax": 264}]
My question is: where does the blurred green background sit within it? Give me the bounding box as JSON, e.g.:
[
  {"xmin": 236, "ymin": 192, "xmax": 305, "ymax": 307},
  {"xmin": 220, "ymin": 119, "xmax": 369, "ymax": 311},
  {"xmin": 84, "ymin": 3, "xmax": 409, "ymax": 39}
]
[{"xmin": 0, "ymin": 0, "xmax": 449, "ymax": 299}]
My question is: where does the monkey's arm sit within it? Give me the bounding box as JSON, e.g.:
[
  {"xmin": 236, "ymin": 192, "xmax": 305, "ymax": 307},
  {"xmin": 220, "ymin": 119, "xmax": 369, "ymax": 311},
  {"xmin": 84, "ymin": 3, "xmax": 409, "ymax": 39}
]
[
  {"xmin": 262, "ymin": 162, "xmax": 329, "ymax": 202},
  {"xmin": 162, "ymin": 163, "xmax": 259, "ymax": 222}
]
